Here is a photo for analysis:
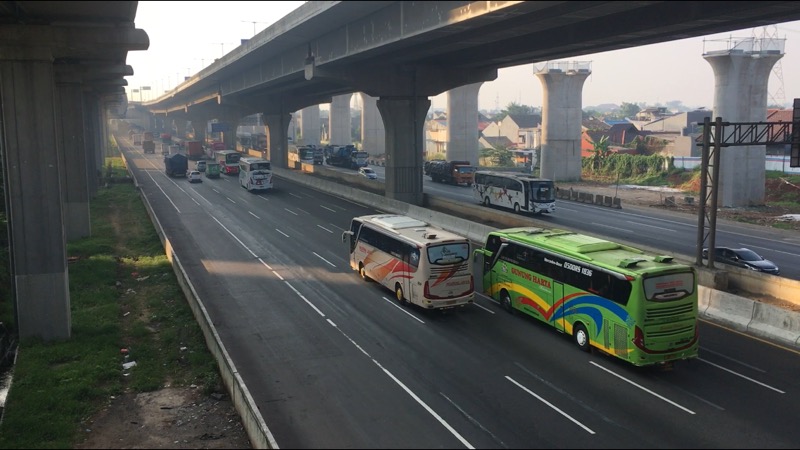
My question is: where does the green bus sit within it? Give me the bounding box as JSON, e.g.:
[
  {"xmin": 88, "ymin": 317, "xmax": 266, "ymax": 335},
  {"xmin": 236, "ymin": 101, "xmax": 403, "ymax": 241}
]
[{"xmin": 474, "ymin": 227, "xmax": 698, "ymax": 367}]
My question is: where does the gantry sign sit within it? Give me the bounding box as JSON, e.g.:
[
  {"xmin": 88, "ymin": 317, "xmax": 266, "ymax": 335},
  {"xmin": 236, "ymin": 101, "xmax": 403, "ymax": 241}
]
[{"xmin": 696, "ymin": 103, "xmax": 799, "ymax": 269}]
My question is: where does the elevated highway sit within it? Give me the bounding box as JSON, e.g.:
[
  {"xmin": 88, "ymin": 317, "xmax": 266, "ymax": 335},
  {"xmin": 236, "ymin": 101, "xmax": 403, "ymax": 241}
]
[{"xmin": 139, "ymin": 0, "xmax": 800, "ymax": 206}]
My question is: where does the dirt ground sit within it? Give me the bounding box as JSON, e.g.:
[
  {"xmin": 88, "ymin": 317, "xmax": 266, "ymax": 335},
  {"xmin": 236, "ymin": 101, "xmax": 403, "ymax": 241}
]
[
  {"xmin": 73, "ymin": 177, "xmax": 799, "ymax": 449},
  {"xmin": 74, "ymin": 386, "xmax": 252, "ymax": 449}
]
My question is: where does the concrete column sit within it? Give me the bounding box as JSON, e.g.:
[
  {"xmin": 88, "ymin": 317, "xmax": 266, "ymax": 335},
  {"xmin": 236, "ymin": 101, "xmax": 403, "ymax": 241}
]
[
  {"xmin": 329, "ymin": 93, "xmax": 352, "ymax": 145},
  {"xmin": 83, "ymin": 92, "xmax": 100, "ymax": 196},
  {"xmin": 301, "ymin": 105, "xmax": 321, "ymax": 146},
  {"xmin": 446, "ymin": 82, "xmax": 482, "ymax": 163},
  {"xmin": 186, "ymin": 113, "xmax": 207, "ymax": 144},
  {"xmin": 536, "ymin": 64, "xmax": 591, "ymax": 182},
  {"xmin": 264, "ymin": 112, "xmax": 292, "ymax": 169},
  {"xmin": 360, "ymin": 93, "xmax": 385, "ymax": 156},
  {"xmin": 705, "ymin": 46, "xmax": 782, "ymax": 207},
  {"xmin": 377, "ymin": 96, "xmax": 431, "ymax": 205},
  {"xmin": 55, "ymin": 70, "xmax": 91, "ymax": 240},
  {"xmin": 0, "ymin": 48, "xmax": 71, "ymax": 340}
]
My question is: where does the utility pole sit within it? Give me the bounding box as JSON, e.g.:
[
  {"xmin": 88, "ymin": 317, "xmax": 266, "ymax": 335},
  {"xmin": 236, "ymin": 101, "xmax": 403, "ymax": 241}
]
[{"xmin": 241, "ymin": 20, "xmax": 269, "ymax": 37}]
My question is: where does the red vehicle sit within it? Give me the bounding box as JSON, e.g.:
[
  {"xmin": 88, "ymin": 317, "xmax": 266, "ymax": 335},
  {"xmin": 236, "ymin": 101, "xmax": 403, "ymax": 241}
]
[{"xmin": 186, "ymin": 141, "xmax": 204, "ymax": 160}]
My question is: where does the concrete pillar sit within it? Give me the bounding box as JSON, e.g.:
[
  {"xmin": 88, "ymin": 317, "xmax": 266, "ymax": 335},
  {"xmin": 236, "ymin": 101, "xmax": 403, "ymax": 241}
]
[
  {"xmin": 83, "ymin": 92, "xmax": 100, "ymax": 196},
  {"xmin": 55, "ymin": 70, "xmax": 91, "ymax": 240},
  {"xmin": 301, "ymin": 105, "xmax": 321, "ymax": 146},
  {"xmin": 186, "ymin": 113, "xmax": 207, "ymax": 144},
  {"xmin": 360, "ymin": 93, "xmax": 385, "ymax": 156},
  {"xmin": 329, "ymin": 93, "xmax": 352, "ymax": 146},
  {"xmin": 705, "ymin": 43, "xmax": 782, "ymax": 207},
  {"xmin": 446, "ymin": 82, "xmax": 482, "ymax": 163},
  {"xmin": 377, "ymin": 96, "xmax": 430, "ymax": 205},
  {"xmin": 264, "ymin": 112, "xmax": 292, "ymax": 169},
  {"xmin": 535, "ymin": 63, "xmax": 591, "ymax": 182},
  {"xmin": 0, "ymin": 48, "xmax": 71, "ymax": 340}
]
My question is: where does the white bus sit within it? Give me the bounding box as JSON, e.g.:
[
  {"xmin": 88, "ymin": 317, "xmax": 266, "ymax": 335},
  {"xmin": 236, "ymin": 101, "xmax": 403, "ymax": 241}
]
[
  {"xmin": 472, "ymin": 170, "xmax": 556, "ymax": 215},
  {"xmin": 342, "ymin": 214, "xmax": 474, "ymax": 309},
  {"xmin": 239, "ymin": 157, "xmax": 273, "ymax": 192}
]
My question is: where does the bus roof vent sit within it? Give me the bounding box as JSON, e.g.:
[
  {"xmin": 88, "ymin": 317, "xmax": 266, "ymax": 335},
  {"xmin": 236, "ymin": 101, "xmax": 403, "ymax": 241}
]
[
  {"xmin": 423, "ymin": 232, "xmax": 437, "ymax": 239},
  {"xmin": 618, "ymin": 257, "xmax": 647, "ymax": 268},
  {"xmin": 654, "ymin": 255, "xmax": 674, "ymax": 263}
]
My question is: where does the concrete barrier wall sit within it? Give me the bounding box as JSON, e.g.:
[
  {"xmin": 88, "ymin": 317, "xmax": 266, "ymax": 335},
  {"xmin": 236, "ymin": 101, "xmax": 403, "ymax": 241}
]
[
  {"xmin": 275, "ymin": 166, "xmax": 800, "ymax": 349},
  {"xmin": 122, "ymin": 151, "xmax": 277, "ymax": 449}
]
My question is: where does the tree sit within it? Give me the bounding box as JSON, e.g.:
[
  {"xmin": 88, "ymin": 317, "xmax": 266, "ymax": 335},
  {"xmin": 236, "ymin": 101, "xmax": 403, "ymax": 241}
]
[
  {"xmin": 587, "ymin": 135, "xmax": 610, "ymax": 170},
  {"xmin": 480, "ymin": 145, "xmax": 514, "ymax": 167},
  {"xmin": 493, "ymin": 102, "xmax": 537, "ymax": 122},
  {"xmin": 619, "ymin": 102, "xmax": 641, "ymax": 119}
]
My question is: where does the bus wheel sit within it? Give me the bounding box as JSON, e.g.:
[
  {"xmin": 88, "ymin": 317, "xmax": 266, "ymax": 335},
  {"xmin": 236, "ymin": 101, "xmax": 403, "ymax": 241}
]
[
  {"xmin": 573, "ymin": 323, "xmax": 590, "ymax": 352},
  {"xmin": 500, "ymin": 290, "xmax": 514, "ymax": 314},
  {"xmin": 395, "ymin": 284, "xmax": 408, "ymax": 305},
  {"xmin": 513, "ymin": 203, "xmax": 521, "ymax": 214},
  {"xmin": 483, "ymin": 196, "xmax": 491, "ymax": 207},
  {"xmin": 359, "ymin": 263, "xmax": 370, "ymax": 282}
]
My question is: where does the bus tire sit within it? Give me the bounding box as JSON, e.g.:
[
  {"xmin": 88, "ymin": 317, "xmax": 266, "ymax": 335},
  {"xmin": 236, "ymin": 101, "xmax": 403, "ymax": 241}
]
[
  {"xmin": 573, "ymin": 323, "xmax": 590, "ymax": 352},
  {"xmin": 500, "ymin": 290, "xmax": 514, "ymax": 314},
  {"xmin": 359, "ymin": 263, "xmax": 370, "ymax": 282},
  {"xmin": 395, "ymin": 284, "xmax": 408, "ymax": 305},
  {"xmin": 483, "ymin": 196, "xmax": 491, "ymax": 207},
  {"xmin": 513, "ymin": 203, "xmax": 521, "ymax": 213}
]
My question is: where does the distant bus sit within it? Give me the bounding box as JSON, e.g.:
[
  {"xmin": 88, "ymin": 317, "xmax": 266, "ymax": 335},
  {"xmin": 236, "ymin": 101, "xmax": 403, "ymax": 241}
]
[
  {"xmin": 342, "ymin": 214, "xmax": 474, "ymax": 309},
  {"xmin": 472, "ymin": 171, "xmax": 555, "ymax": 214},
  {"xmin": 215, "ymin": 150, "xmax": 241, "ymax": 175},
  {"xmin": 239, "ymin": 157, "xmax": 273, "ymax": 192},
  {"xmin": 289, "ymin": 146, "xmax": 316, "ymax": 165},
  {"xmin": 474, "ymin": 227, "xmax": 699, "ymax": 367}
]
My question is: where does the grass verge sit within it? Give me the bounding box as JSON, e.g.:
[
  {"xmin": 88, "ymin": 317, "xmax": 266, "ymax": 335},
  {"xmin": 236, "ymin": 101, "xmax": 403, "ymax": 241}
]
[{"xmin": 0, "ymin": 156, "xmax": 222, "ymax": 448}]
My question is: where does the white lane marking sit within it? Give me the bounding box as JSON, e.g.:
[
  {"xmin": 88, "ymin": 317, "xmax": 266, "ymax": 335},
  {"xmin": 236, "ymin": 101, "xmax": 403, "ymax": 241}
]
[
  {"xmin": 313, "ymin": 252, "xmax": 337, "ymax": 267},
  {"xmin": 320, "ymin": 205, "xmax": 337, "ymax": 213},
  {"xmin": 249, "ymin": 211, "xmax": 260, "ymax": 219},
  {"xmin": 381, "ymin": 297, "xmax": 425, "ymax": 324},
  {"xmin": 626, "ymin": 221, "xmax": 675, "ymax": 232},
  {"xmin": 317, "ymin": 225, "xmax": 334, "ymax": 233},
  {"xmin": 284, "ymin": 208, "xmax": 299, "ymax": 216},
  {"xmin": 276, "ymin": 229, "xmax": 290, "ymax": 238},
  {"xmin": 590, "ymin": 361, "xmax": 696, "ymax": 413},
  {"xmin": 506, "ymin": 376, "xmax": 595, "ymax": 434},
  {"xmin": 285, "ymin": 282, "xmax": 325, "ymax": 317},
  {"xmin": 211, "ymin": 216, "xmax": 257, "ymax": 258},
  {"xmin": 698, "ymin": 358, "xmax": 785, "ymax": 394},
  {"xmin": 591, "ymin": 223, "xmax": 633, "ymax": 233}
]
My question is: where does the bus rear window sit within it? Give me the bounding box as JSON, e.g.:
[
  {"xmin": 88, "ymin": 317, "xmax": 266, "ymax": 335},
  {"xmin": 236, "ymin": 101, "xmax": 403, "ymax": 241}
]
[
  {"xmin": 427, "ymin": 243, "xmax": 470, "ymax": 265},
  {"xmin": 643, "ymin": 272, "xmax": 695, "ymax": 302}
]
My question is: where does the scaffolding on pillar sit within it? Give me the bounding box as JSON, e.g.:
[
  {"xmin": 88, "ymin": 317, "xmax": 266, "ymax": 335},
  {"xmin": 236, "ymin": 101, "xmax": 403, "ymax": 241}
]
[{"xmin": 696, "ymin": 117, "xmax": 796, "ymax": 269}]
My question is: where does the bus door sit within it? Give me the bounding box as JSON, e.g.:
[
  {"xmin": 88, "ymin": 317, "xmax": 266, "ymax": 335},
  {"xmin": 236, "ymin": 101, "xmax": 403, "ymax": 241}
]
[
  {"xmin": 401, "ymin": 244, "xmax": 417, "ymax": 304},
  {"xmin": 343, "ymin": 220, "xmax": 362, "ymax": 271},
  {"xmin": 552, "ymin": 281, "xmax": 566, "ymax": 332},
  {"xmin": 482, "ymin": 238, "xmax": 505, "ymax": 298}
]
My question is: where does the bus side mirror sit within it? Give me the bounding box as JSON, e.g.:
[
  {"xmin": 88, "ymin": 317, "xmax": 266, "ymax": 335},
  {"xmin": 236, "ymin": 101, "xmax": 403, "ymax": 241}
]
[{"xmin": 342, "ymin": 230, "xmax": 353, "ymax": 244}]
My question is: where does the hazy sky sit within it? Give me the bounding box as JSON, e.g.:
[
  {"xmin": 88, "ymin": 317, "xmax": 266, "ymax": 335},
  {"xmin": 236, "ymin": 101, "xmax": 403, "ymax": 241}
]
[{"xmin": 124, "ymin": 2, "xmax": 800, "ymax": 112}]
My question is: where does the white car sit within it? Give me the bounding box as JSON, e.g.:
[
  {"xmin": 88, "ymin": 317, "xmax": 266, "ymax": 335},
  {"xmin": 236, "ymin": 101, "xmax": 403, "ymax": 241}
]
[
  {"xmin": 187, "ymin": 170, "xmax": 203, "ymax": 183},
  {"xmin": 358, "ymin": 167, "xmax": 377, "ymax": 180}
]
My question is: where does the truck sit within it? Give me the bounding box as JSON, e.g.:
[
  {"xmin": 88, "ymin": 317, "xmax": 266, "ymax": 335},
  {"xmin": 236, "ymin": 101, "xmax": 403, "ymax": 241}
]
[
  {"xmin": 160, "ymin": 133, "xmax": 172, "ymax": 144},
  {"xmin": 142, "ymin": 131, "xmax": 156, "ymax": 154},
  {"xmin": 313, "ymin": 147, "xmax": 324, "ymax": 165},
  {"xmin": 186, "ymin": 141, "xmax": 204, "ymax": 160},
  {"xmin": 325, "ymin": 145, "xmax": 369, "ymax": 170},
  {"xmin": 164, "ymin": 153, "xmax": 188, "ymax": 177},
  {"xmin": 423, "ymin": 160, "xmax": 476, "ymax": 186}
]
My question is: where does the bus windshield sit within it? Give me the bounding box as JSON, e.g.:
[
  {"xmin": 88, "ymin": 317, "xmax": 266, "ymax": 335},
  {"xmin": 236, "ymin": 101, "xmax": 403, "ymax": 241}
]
[
  {"xmin": 428, "ymin": 243, "xmax": 470, "ymax": 264},
  {"xmin": 528, "ymin": 180, "xmax": 555, "ymax": 201}
]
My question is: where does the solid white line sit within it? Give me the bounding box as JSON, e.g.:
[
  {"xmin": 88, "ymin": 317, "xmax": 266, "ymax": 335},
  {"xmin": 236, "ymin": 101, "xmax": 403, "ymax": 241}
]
[
  {"xmin": 313, "ymin": 252, "xmax": 337, "ymax": 267},
  {"xmin": 698, "ymin": 358, "xmax": 785, "ymax": 393},
  {"xmin": 325, "ymin": 320, "xmax": 475, "ymax": 448},
  {"xmin": 285, "ymin": 281, "xmax": 325, "ymax": 317},
  {"xmin": 506, "ymin": 376, "xmax": 595, "ymax": 434},
  {"xmin": 317, "ymin": 225, "xmax": 334, "ymax": 233},
  {"xmin": 249, "ymin": 211, "xmax": 260, "ymax": 219},
  {"xmin": 590, "ymin": 361, "xmax": 696, "ymax": 413},
  {"xmin": 381, "ymin": 297, "xmax": 425, "ymax": 323},
  {"xmin": 144, "ymin": 171, "xmax": 181, "ymax": 213},
  {"xmin": 276, "ymin": 229, "xmax": 290, "ymax": 238},
  {"xmin": 212, "ymin": 216, "xmax": 257, "ymax": 258}
]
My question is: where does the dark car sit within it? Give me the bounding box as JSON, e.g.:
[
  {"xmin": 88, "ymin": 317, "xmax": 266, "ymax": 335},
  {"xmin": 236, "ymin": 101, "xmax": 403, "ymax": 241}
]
[{"xmin": 701, "ymin": 247, "xmax": 780, "ymax": 275}]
